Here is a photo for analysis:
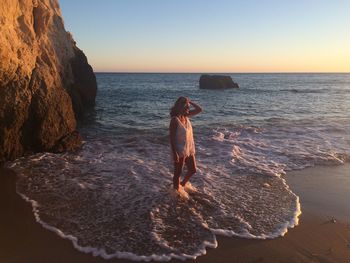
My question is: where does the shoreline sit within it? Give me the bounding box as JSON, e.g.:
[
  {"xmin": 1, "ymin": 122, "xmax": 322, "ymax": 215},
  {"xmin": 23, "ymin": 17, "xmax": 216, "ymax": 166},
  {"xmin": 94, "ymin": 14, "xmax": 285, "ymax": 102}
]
[{"xmin": 1, "ymin": 164, "xmax": 350, "ymax": 263}]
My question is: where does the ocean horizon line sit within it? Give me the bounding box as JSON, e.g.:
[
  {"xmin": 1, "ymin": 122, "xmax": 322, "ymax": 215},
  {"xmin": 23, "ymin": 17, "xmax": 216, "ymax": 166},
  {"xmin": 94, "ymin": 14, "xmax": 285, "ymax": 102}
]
[{"xmin": 94, "ymin": 71, "xmax": 350, "ymax": 74}]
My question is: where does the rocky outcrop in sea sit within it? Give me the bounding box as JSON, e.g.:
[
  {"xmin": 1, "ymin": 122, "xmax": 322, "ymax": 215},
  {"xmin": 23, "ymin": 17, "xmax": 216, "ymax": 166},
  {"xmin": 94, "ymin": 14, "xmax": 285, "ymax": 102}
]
[
  {"xmin": 0, "ymin": 0, "xmax": 97, "ymax": 162},
  {"xmin": 199, "ymin": 74, "xmax": 239, "ymax": 89}
]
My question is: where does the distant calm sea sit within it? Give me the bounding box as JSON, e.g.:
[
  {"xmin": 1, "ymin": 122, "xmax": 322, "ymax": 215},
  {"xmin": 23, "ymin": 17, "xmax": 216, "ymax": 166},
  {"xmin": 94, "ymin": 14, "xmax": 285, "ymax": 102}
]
[{"xmin": 9, "ymin": 73, "xmax": 350, "ymax": 261}]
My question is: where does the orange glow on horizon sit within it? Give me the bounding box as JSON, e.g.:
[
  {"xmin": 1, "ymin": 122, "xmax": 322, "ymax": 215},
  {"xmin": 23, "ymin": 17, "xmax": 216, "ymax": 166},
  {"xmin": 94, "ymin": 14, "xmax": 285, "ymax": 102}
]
[{"xmin": 89, "ymin": 44, "xmax": 350, "ymax": 73}]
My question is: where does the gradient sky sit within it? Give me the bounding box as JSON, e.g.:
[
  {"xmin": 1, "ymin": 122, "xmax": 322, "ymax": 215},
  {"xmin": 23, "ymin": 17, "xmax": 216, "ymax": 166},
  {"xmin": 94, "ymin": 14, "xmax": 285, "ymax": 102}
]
[{"xmin": 59, "ymin": 0, "xmax": 350, "ymax": 73}]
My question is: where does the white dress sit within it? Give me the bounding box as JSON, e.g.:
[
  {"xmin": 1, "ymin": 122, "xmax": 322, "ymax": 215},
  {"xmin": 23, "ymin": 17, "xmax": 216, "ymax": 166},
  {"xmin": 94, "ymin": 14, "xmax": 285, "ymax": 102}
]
[{"xmin": 174, "ymin": 116, "xmax": 195, "ymax": 158}]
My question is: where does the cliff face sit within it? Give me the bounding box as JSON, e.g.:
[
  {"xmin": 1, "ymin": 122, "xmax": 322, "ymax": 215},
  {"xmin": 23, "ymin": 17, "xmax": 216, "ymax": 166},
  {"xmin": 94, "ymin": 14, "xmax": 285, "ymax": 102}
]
[{"xmin": 0, "ymin": 0, "xmax": 97, "ymax": 162}]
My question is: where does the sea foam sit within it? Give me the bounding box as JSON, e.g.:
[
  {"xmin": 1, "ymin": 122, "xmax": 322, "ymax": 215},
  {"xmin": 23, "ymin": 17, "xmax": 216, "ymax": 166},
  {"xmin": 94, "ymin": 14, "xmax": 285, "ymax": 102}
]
[{"xmin": 8, "ymin": 124, "xmax": 310, "ymax": 261}]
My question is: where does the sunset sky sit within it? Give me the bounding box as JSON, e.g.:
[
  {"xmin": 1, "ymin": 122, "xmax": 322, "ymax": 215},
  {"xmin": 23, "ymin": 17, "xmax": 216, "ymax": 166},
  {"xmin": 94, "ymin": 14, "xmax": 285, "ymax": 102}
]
[{"xmin": 59, "ymin": 0, "xmax": 350, "ymax": 73}]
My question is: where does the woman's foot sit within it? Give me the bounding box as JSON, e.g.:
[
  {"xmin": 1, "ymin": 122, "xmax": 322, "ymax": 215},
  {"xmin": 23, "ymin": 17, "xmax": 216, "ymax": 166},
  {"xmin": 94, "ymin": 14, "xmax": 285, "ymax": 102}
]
[{"xmin": 182, "ymin": 182, "xmax": 197, "ymax": 193}]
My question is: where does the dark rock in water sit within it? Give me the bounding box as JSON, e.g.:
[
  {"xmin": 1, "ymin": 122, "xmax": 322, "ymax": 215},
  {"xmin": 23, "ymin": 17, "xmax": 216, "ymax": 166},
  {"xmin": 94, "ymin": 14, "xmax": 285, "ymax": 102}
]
[
  {"xmin": 69, "ymin": 48, "xmax": 97, "ymax": 118},
  {"xmin": 199, "ymin": 74, "xmax": 239, "ymax": 89},
  {"xmin": 0, "ymin": 0, "xmax": 97, "ymax": 162},
  {"xmin": 52, "ymin": 131, "xmax": 83, "ymax": 153}
]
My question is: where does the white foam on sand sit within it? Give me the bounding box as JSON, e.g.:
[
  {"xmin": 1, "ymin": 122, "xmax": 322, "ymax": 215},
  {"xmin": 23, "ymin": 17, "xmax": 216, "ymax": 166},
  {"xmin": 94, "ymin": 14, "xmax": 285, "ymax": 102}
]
[
  {"xmin": 11, "ymin": 121, "xmax": 343, "ymax": 261},
  {"xmin": 16, "ymin": 183, "xmax": 301, "ymax": 261},
  {"xmin": 17, "ymin": 188, "xmax": 219, "ymax": 262}
]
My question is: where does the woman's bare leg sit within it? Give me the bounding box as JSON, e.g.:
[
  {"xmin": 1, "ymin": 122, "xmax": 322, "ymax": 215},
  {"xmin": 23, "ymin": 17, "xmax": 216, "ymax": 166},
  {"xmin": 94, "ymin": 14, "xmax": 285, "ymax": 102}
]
[
  {"xmin": 181, "ymin": 155, "xmax": 197, "ymax": 187},
  {"xmin": 173, "ymin": 158, "xmax": 184, "ymax": 190}
]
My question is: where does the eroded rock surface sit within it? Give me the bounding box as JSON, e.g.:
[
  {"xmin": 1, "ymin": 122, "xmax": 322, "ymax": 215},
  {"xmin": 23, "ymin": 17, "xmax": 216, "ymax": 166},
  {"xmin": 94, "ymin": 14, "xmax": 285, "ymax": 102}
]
[{"xmin": 0, "ymin": 0, "xmax": 97, "ymax": 161}]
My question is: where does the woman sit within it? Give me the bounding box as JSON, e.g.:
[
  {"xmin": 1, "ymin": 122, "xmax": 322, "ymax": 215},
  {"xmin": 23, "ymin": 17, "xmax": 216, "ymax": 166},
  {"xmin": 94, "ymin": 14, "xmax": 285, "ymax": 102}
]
[{"xmin": 169, "ymin": 97, "xmax": 202, "ymax": 190}]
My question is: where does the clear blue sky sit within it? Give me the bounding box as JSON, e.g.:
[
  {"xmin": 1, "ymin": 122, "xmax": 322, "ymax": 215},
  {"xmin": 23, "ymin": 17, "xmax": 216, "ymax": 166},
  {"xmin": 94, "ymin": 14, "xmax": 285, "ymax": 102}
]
[{"xmin": 59, "ymin": 0, "xmax": 350, "ymax": 73}]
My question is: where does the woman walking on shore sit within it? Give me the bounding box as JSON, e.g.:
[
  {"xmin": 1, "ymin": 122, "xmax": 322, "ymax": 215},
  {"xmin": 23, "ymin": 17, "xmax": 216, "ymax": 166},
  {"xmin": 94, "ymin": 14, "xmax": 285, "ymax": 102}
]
[{"xmin": 169, "ymin": 97, "xmax": 202, "ymax": 190}]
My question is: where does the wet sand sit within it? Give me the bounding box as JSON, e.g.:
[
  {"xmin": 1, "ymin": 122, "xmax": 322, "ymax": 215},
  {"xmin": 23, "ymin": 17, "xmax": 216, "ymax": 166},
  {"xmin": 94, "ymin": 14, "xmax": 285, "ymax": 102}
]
[{"xmin": 1, "ymin": 164, "xmax": 350, "ymax": 263}]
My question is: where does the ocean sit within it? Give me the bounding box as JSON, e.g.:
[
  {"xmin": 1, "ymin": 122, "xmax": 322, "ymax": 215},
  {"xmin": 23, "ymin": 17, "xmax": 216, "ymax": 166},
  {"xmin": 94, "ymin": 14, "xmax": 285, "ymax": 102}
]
[{"xmin": 8, "ymin": 73, "xmax": 350, "ymax": 261}]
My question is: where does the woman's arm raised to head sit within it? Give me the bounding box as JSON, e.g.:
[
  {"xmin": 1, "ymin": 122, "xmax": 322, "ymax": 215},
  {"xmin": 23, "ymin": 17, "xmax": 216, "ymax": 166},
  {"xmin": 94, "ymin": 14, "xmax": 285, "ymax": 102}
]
[{"xmin": 187, "ymin": 100, "xmax": 202, "ymax": 117}]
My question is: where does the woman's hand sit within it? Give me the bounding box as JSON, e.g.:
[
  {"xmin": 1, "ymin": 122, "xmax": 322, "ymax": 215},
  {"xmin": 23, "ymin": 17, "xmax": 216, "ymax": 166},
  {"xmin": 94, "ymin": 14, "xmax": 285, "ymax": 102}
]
[{"xmin": 187, "ymin": 100, "xmax": 203, "ymax": 117}]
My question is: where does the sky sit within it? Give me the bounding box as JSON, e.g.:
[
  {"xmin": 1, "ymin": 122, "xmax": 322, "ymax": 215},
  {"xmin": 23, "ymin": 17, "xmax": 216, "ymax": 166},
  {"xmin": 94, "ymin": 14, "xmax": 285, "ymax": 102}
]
[{"xmin": 59, "ymin": 0, "xmax": 350, "ymax": 73}]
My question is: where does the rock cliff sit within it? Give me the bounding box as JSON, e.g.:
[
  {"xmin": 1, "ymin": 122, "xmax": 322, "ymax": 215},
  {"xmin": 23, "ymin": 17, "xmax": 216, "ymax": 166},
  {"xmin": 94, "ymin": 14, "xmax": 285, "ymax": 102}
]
[{"xmin": 0, "ymin": 0, "xmax": 97, "ymax": 162}]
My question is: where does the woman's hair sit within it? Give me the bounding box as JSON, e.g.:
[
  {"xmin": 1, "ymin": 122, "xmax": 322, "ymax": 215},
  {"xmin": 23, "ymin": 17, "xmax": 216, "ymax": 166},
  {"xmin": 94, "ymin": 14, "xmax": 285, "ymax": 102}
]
[{"xmin": 170, "ymin": 96, "xmax": 188, "ymax": 117}]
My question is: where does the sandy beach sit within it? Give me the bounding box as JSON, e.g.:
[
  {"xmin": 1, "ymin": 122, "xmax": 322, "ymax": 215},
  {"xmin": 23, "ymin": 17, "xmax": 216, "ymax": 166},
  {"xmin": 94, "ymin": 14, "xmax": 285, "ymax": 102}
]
[{"xmin": 0, "ymin": 164, "xmax": 349, "ymax": 263}]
